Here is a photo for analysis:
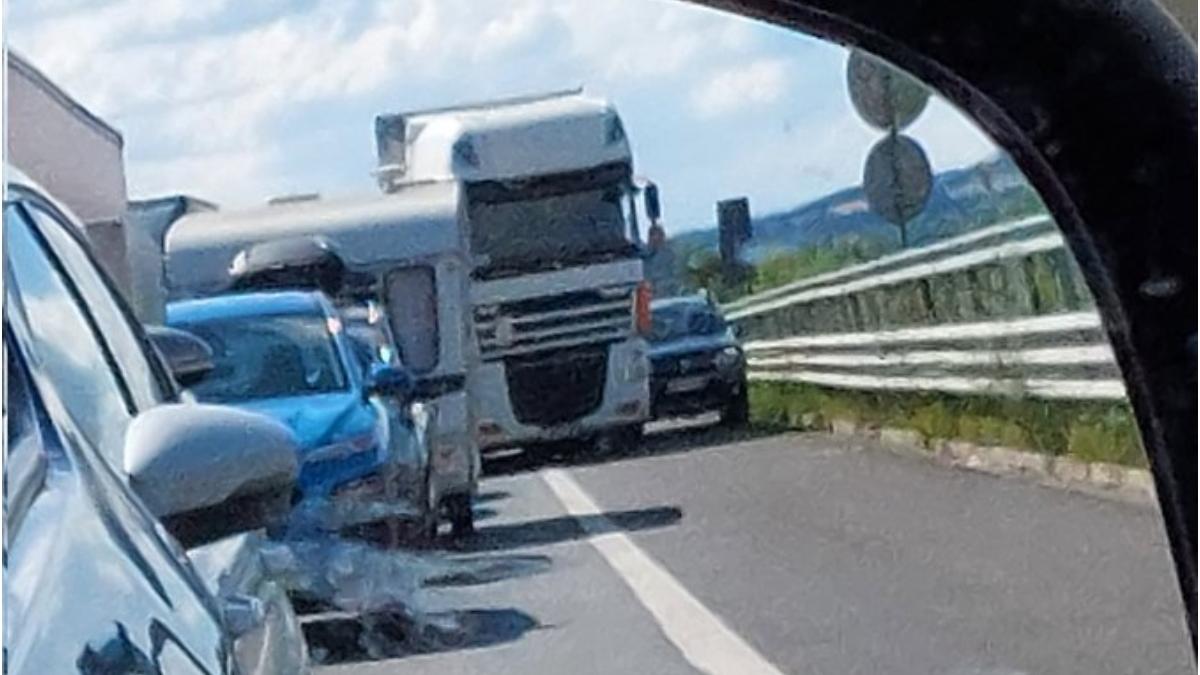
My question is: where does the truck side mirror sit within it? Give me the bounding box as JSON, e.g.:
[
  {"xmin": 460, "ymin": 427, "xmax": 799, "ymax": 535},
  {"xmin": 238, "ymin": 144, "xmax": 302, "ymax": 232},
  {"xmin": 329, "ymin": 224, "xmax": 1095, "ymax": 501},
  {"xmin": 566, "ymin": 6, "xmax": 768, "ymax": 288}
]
[{"xmin": 644, "ymin": 183, "xmax": 661, "ymax": 223}]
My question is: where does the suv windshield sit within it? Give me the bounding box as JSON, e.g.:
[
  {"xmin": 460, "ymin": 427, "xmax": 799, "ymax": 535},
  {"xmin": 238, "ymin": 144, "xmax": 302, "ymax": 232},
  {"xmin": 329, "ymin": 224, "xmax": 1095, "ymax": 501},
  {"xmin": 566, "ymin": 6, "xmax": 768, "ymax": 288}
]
[
  {"xmin": 649, "ymin": 303, "xmax": 727, "ymax": 343},
  {"xmin": 176, "ymin": 313, "xmax": 348, "ymax": 402}
]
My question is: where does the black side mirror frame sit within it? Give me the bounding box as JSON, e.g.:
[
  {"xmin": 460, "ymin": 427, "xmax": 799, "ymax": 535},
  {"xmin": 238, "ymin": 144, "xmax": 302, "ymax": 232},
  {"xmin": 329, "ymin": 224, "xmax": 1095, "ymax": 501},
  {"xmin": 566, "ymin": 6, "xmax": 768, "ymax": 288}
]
[
  {"xmin": 146, "ymin": 325, "xmax": 215, "ymax": 388},
  {"xmin": 364, "ymin": 364, "xmax": 416, "ymax": 403},
  {"xmin": 124, "ymin": 404, "xmax": 298, "ymax": 548}
]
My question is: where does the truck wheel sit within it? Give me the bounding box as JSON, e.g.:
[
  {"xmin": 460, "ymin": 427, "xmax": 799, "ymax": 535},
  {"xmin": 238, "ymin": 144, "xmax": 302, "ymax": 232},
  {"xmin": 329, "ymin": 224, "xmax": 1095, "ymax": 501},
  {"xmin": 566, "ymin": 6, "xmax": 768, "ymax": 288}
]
[
  {"xmin": 595, "ymin": 425, "xmax": 641, "ymax": 457},
  {"xmin": 615, "ymin": 424, "xmax": 644, "ymax": 450},
  {"xmin": 447, "ymin": 493, "xmax": 475, "ymax": 538},
  {"xmin": 419, "ymin": 515, "xmax": 439, "ymax": 545},
  {"xmin": 721, "ymin": 380, "xmax": 750, "ymax": 427}
]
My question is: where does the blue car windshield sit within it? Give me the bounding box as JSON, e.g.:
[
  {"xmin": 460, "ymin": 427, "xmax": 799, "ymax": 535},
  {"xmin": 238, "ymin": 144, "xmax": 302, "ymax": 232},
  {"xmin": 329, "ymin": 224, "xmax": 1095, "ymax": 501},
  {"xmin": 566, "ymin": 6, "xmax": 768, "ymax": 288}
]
[
  {"xmin": 649, "ymin": 303, "xmax": 727, "ymax": 343},
  {"xmin": 177, "ymin": 313, "xmax": 349, "ymax": 402}
]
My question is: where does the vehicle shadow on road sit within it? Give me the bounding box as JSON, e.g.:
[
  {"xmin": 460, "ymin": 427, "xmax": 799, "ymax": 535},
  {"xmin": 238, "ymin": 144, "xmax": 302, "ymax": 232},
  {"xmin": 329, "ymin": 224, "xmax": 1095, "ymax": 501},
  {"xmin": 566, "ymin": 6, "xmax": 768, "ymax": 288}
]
[
  {"xmin": 484, "ymin": 420, "xmax": 782, "ymax": 477},
  {"xmin": 295, "ymin": 547, "xmax": 553, "ymax": 665},
  {"xmin": 472, "ymin": 506, "xmax": 500, "ymax": 523},
  {"xmin": 474, "ymin": 489, "xmax": 512, "ymax": 504},
  {"xmin": 423, "ymin": 553, "xmax": 553, "ymax": 588},
  {"xmin": 303, "ymin": 606, "xmax": 543, "ymax": 665},
  {"xmin": 446, "ymin": 505, "xmax": 684, "ymax": 554}
]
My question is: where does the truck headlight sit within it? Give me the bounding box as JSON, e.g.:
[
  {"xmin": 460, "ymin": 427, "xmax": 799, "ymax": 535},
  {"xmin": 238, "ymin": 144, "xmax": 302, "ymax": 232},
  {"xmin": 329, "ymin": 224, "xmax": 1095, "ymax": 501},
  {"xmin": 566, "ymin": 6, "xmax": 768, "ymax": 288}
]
[{"xmin": 714, "ymin": 346, "xmax": 742, "ymax": 372}]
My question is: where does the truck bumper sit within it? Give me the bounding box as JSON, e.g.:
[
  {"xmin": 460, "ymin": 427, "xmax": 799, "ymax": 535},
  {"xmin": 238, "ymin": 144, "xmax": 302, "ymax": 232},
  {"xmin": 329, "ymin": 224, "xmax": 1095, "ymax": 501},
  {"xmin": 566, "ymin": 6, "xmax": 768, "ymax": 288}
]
[{"xmin": 472, "ymin": 340, "xmax": 650, "ymax": 450}]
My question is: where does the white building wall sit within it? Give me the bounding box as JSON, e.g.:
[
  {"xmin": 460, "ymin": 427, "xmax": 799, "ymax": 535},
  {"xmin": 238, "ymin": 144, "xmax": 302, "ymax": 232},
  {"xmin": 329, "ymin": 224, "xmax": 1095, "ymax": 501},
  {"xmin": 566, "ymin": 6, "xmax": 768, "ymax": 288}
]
[{"xmin": 6, "ymin": 52, "xmax": 131, "ymax": 293}]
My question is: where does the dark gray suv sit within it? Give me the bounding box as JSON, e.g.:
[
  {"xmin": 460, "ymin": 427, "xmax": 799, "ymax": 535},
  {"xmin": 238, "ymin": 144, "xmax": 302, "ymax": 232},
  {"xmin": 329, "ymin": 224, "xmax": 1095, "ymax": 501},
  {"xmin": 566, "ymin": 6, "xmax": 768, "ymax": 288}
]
[{"xmin": 647, "ymin": 294, "xmax": 749, "ymax": 426}]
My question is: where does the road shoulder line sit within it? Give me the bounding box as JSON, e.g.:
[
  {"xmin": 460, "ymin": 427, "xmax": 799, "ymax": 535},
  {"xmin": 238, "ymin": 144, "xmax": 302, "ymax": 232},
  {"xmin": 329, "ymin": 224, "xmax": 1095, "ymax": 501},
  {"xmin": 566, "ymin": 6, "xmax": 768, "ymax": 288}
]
[{"xmin": 540, "ymin": 468, "xmax": 786, "ymax": 675}]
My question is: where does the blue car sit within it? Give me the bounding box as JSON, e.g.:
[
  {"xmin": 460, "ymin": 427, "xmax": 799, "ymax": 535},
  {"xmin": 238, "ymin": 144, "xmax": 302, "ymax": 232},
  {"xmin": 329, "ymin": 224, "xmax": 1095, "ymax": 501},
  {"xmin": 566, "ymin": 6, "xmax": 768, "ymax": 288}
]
[{"xmin": 167, "ymin": 290, "xmax": 433, "ymax": 537}]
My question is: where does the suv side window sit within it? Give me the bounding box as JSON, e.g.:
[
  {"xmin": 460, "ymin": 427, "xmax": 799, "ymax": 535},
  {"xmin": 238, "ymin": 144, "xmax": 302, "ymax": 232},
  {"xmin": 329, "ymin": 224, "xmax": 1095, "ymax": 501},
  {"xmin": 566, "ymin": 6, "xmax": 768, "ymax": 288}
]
[
  {"xmin": 4, "ymin": 204, "xmax": 134, "ymax": 465},
  {"xmin": 24, "ymin": 201, "xmax": 172, "ymax": 408}
]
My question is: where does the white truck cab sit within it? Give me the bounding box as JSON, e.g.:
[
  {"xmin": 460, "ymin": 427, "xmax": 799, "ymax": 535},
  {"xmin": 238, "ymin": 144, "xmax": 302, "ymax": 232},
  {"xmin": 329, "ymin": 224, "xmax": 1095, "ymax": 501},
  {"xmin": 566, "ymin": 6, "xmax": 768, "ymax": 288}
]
[{"xmin": 375, "ymin": 89, "xmax": 658, "ymax": 453}]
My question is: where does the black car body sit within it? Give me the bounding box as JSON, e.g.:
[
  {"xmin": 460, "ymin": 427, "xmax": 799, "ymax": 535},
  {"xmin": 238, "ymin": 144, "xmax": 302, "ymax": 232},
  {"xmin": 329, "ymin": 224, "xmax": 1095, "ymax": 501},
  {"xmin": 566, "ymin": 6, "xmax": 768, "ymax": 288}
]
[{"xmin": 647, "ymin": 295, "xmax": 749, "ymax": 425}]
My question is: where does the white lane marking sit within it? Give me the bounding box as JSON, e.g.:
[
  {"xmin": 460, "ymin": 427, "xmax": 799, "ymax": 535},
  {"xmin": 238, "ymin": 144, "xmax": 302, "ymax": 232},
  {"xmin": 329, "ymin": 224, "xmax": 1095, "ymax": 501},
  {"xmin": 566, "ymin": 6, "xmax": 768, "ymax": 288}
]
[{"xmin": 541, "ymin": 469, "xmax": 786, "ymax": 675}]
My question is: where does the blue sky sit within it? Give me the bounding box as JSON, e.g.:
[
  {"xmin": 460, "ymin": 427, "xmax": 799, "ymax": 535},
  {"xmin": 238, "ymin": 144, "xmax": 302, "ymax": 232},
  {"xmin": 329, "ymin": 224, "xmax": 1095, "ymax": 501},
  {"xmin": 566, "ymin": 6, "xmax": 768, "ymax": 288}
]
[{"xmin": 8, "ymin": 0, "xmax": 997, "ymax": 233}]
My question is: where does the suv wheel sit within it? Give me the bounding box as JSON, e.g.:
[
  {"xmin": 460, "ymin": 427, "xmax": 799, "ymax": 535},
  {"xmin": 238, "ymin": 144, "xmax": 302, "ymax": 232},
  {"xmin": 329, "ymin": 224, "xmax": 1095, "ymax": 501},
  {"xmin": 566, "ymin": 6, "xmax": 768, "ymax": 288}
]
[
  {"xmin": 447, "ymin": 493, "xmax": 475, "ymax": 538},
  {"xmin": 721, "ymin": 378, "xmax": 750, "ymax": 427}
]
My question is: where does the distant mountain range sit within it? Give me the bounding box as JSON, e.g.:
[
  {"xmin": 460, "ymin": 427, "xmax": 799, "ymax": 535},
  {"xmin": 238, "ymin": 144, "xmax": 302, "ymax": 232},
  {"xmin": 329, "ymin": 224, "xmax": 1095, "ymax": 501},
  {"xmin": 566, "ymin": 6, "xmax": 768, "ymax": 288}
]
[{"xmin": 668, "ymin": 154, "xmax": 1044, "ymax": 263}]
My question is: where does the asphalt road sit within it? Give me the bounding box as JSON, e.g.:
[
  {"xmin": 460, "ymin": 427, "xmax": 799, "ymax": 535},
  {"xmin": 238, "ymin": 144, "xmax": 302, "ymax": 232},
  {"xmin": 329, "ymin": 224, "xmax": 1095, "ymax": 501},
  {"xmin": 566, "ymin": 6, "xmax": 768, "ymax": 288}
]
[{"xmin": 314, "ymin": 422, "xmax": 1193, "ymax": 674}]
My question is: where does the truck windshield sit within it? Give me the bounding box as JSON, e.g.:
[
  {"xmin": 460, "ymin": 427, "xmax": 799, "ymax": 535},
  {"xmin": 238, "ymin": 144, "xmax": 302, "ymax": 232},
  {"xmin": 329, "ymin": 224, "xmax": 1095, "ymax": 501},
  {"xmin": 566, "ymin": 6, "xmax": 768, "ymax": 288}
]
[
  {"xmin": 467, "ymin": 162, "xmax": 637, "ymax": 279},
  {"xmin": 175, "ymin": 313, "xmax": 349, "ymax": 402}
]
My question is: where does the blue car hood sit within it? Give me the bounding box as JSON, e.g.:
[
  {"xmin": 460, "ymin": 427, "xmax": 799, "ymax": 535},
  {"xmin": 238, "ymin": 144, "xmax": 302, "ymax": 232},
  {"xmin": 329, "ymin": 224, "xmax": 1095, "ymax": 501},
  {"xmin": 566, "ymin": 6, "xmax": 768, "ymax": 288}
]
[
  {"xmin": 237, "ymin": 391, "xmax": 391, "ymax": 501},
  {"xmin": 649, "ymin": 332, "xmax": 739, "ymax": 359},
  {"xmin": 237, "ymin": 391, "xmax": 370, "ymax": 452}
]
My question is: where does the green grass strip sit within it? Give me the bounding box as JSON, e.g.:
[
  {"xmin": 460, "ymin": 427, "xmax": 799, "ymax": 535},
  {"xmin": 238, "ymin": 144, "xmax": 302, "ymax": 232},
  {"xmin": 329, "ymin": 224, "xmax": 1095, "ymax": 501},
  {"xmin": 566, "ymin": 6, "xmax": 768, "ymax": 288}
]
[{"xmin": 749, "ymin": 380, "xmax": 1146, "ymax": 467}]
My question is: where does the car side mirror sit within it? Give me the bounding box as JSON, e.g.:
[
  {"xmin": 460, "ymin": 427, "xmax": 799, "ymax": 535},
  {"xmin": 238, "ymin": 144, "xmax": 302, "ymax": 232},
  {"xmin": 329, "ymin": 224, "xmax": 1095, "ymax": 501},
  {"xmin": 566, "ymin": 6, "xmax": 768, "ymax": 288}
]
[
  {"xmin": 146, "ymin": 325, "xmax": 214, "ymax": 388},
  {"xmin": 364, "ymin": 363, "xmax": 415, "ymax": 402},
  {"xmin": 123, "ymin": 404, "xmax": 299, "ymax": 548}
]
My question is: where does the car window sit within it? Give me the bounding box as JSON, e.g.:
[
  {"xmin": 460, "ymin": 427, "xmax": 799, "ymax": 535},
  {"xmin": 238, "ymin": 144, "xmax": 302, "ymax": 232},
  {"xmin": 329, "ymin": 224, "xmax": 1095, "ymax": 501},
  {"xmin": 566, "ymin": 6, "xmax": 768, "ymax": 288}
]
[
  {"xmin": 24, "ymin": 201, "xmax": 171, "ymax": 408},
  {"xmin": 346, "ymin": 332, "xmax": 382, "ymax": 375},
  {"xmin": 4, "ymin": 334, "xmax": 50, "ymax": 537},
  {"xmin": 175, "ymin": 313, "xmax": 349, "ymax": 403},
  {"xmin": 3, "ymin": 204, "xmax": 134, "ymax": 466},
  {"xmin": 344, "ymin": 304, "xmax": 401, "ymax": 372}
]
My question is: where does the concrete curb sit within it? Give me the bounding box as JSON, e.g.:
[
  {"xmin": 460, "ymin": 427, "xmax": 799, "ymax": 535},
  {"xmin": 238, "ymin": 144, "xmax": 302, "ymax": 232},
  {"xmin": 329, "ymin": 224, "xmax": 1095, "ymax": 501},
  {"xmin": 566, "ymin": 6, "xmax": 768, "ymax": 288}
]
[{"xmin": 827, "ymin": 420, "xmax": 1156, "ymax": 507}]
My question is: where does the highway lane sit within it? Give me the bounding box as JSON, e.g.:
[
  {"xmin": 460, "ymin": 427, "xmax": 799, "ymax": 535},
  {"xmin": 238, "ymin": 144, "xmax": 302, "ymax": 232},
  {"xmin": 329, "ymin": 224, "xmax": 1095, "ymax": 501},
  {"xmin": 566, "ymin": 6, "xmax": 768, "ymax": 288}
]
[{"xmin": 320, "ymin": 423, "xmax": 1193, "ymax": 674}]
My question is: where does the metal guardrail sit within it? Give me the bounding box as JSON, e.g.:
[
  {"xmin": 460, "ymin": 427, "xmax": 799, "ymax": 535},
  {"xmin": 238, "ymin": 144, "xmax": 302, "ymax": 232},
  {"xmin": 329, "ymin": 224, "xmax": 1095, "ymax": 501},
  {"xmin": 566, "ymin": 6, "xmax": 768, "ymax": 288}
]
[{"xmin": 723, "ymin": 216, "xmax": 1127, "ymax": 401}]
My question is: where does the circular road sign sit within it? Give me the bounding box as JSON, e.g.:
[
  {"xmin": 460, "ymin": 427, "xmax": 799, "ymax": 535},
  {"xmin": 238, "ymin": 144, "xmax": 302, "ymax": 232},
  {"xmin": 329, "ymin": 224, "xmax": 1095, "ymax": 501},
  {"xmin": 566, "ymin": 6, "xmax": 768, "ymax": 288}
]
[
  {"xmin": 863, "ymin": 133, "xmax": 933, "ymax": 226},
  {"xmin": 847, "ymin": 50, "xmax": 931, "ymax": 131}
]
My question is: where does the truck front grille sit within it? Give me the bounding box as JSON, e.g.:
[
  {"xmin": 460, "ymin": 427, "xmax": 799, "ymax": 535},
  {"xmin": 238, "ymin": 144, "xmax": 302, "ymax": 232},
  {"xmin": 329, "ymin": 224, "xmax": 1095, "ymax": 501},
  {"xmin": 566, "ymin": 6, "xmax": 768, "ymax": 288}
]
[
  {"xmin": 476, "ymin": 284, "xmax": 634, "ymax": 360},
  {"xmin": 504, "ymin": 345, "xmax": 608, "ymax": 427}
]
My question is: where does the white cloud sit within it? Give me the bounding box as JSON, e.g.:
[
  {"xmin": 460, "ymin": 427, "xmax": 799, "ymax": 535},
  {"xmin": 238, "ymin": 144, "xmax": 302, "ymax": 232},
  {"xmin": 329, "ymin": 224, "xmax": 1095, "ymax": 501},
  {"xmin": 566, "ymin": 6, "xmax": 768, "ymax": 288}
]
[
  {"xmin": 690, "ymin": 58, "xmax": 789, "ymax": 119},
  {"xmin": 473, "ymin": 1, "xmax": 557, "ymax": 61},
  {"xmin": 552, "ymin": 0, "xmax": 756, "ymax": 83},
  {"xmin": 11, "ymin": 0, "xmax": 236, "ymax": 82},
  {"xmin": 128, "ymin": 146, "xmax": 277, "ymax": 204},
  {"xmin": 10, "ymin": 0, "xmax": 1002, "ymax": 234},
  {"xmin": 9, "ymin": 0, "xmax": 775, "ymax": 205}
]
